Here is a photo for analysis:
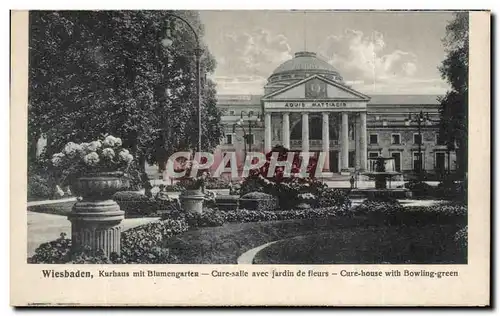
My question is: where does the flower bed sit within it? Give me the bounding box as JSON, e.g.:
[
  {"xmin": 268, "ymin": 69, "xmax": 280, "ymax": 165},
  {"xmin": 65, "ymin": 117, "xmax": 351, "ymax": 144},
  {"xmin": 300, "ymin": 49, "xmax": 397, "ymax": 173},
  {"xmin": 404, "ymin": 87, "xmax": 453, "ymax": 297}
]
[
  {"xmin": 352, "ymin": 198, "xmax": 467, "ymax": 226},
  {"xmin": 113, "ymin": 191, "xmax": 180, "ymax": 217},
  {"xmin": 219, "ymin": 207, "xmax": 341, "ymax": 223},
  {"xmin": 29, "ymin": 200, "xmax": 467, "ymax": 264},
  {"xmin": 239, "ymin": 192, "xmax": 278, "ymax": 212}
]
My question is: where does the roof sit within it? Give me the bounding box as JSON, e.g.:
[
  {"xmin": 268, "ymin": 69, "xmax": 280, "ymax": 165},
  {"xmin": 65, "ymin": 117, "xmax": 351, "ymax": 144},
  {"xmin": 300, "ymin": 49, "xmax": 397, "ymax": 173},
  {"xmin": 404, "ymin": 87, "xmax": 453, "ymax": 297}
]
[
  {"xmin": 216, "ymin": 94, "xmax": 263, "ymax": 105},
  {"xmin": 216, "ymin": 94, "xmax": 442, "ymax": 106},
  {"xmin": 271, "ymin": 51, "xmax": 340, "ymax": 76},
  {"xmin": 369, "ymin": 95, "xmax": 442, "ymax": 105}
]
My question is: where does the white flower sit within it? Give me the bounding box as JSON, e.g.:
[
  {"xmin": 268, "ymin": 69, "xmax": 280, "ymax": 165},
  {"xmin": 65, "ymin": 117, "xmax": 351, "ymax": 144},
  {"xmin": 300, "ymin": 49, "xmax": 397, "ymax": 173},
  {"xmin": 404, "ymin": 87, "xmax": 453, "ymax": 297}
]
[
  {"xmin": 63, "ymin": 142, "xmax": 81, "ymax": 158},
  {"xmin": 51, "ymin": 153, "xmax": 65, "ymax": 167},
  {"xmin": 125, "ymin": 154, "xmax": 133, "ymax": 163},
  {"xmin": 114, "ymin": 137, "xmax": 122, "ymax": 147},
  {"xmin": 118, "ymin": 149, "xmax": 133, "ymax": 163},
  {"xmin": 102, "ymin": 147, "xmax": 115, "ymax": 159},
  {"xmin": 83, "ymin": 152, "xmax": 100, "ymax": 166},
  {"xmin": 88, "ymin": 140, "xmax": 102, "ymax": 151},
  {"xmin": 103, "ymin": 135, "xmax": 116, "ymax": 147},
  {"xmin": 79, "ymin": 143, "xmax": 90, "ymax": 155}
]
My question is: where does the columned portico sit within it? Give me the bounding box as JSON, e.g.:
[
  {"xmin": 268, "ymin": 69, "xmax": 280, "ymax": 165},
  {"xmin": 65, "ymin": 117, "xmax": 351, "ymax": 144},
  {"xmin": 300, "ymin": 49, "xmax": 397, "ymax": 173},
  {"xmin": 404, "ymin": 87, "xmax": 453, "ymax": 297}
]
[
  {"xmin": 282, "ymin": 112, "xmax": 290, "ymax": 149},
  {"xmin": 359, "ymin": 111, "xmax": 367, "ymax": 171},
  {"xmin": 264, "ymin": 113, "xmax": 272, "ymax": 153},
  {"xmin": 322, "ymin": 112, "xmax": 330, "ymax": 171},
  {"xmin": 260, "ymin": 70, "xmax": 370, "ymax": 175},
  {"xmin": 340, "ymin": 112, "xmax": 349, "ymax": 173},
  {"xmin": 301, "ymin": 113, "xmax": 309, "ymax": 153}
]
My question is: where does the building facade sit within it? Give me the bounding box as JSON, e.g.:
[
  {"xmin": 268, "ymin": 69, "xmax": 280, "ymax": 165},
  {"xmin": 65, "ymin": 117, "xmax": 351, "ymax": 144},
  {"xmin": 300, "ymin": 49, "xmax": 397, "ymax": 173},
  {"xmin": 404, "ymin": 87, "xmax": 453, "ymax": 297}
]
[{"xmin": 215, "ymin": 51, "xmax": 456, "ymax": 177}]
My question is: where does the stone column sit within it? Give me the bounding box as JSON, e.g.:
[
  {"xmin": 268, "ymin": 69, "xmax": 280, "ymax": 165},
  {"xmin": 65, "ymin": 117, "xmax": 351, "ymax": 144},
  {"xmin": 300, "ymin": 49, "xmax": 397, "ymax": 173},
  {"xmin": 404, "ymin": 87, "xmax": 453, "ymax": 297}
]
[
  {"xmin": 282, "ymin": 112, "xmax": 290, "ymax": 149},
  {"xmin": 69, "ymin": 200, "xmax": 124, "ymax": 257},
  {"xmin": 355, "ymin": 113, "xmax": 361, "ymax": 169},
  {"xmin": 322, "ymin": 112, "xmax": 330, "ymax": 171},
  {"xmin": 302, "ymin": 113, "xmax": 309, "ymax": 153},
  {"xmin": 341, "ymin": 112, "xmax": 349, "ymax": 172},
  {"xmin": 264, "ymin": 112, "xmax": 272, "ymax": 153},
  {"xmin": 360, "ymin": 111, "xmax": 368, "ymax": 171}
]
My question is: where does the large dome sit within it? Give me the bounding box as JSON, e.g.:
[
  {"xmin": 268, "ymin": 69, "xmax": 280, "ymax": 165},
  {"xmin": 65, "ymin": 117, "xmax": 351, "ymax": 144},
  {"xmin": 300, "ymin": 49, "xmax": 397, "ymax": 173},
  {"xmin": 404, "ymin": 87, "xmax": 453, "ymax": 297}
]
[
  {"xmin": 264, "ymin": 51, "xmax": 343, "ymax": 95},
  {"xmin": 272, "ymin": 51, "xmax": 340, "ymax": 76}
]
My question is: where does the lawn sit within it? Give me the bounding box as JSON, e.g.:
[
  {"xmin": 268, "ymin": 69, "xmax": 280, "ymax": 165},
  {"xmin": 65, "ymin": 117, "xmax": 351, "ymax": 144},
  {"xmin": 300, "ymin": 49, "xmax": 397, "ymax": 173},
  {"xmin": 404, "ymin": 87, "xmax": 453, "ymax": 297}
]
[
  {"xmin": 163, "ymin": 216, "xmax": 465, "ymax": 264},
  {"xmin": 164, "ymin": 217, "xmax": 357, "ymax": 264},
  {"xmin": 252, "ymin": 224, "xmax": 465, "ymax": 264}
]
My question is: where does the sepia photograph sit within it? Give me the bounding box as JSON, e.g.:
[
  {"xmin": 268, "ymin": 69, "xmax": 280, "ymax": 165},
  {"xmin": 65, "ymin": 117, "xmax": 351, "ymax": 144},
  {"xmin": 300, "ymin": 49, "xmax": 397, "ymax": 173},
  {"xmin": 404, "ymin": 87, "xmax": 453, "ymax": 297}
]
[
  {"xmin": 10, "ymin": 7, "xmax": 491, "ymax": 307},
  {"xmin": 25, "ymin": 10, "xmax": 470, "ymax": 265}
]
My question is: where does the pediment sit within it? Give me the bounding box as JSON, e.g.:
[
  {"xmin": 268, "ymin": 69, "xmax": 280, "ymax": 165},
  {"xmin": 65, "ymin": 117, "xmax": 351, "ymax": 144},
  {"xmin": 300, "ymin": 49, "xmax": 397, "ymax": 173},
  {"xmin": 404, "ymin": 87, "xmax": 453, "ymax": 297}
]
[{"xmin": 262, "ymin": 75, "xmax": 370, "ymax": 101}]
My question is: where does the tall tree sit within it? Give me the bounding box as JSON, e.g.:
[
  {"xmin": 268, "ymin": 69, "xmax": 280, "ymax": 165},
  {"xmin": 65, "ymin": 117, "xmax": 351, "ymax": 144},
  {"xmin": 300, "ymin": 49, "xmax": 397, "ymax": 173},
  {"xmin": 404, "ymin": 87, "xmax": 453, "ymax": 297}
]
[
  {"xmin": 29, "ymin": 11, "xmax": 223, "ymax": 186},
  {"xmin": 438, "ymin": 12, "xmax": 468, "ymax": 178}
]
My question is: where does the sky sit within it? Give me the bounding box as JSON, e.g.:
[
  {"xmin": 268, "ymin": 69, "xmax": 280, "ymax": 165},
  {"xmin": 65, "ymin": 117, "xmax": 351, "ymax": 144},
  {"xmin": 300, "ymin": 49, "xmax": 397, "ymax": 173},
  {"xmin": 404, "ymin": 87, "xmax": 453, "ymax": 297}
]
[{"xmin": 198, "ymin": 10, "xmax": 456, "ymax": 95}]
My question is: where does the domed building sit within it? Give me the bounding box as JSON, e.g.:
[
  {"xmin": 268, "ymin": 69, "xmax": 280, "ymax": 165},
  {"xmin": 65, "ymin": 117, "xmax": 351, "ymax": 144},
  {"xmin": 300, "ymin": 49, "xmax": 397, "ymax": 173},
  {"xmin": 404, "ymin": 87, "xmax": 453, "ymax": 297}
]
[
  {"xmin": 264, "ymin": 51, "xmax": 344, "ymax": 95},
  {"xmin": 215, "ymin": 51, "xmax": 456, "ymax": 177}
]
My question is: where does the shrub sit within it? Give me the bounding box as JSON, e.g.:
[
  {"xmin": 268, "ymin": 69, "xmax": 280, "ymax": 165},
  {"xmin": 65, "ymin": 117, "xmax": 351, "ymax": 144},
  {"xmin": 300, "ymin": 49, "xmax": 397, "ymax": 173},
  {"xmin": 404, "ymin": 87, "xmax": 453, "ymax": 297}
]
[
  {"xmin": 117, "ymin": 219, "xmax": 188, "ymax": 263},
  {"xmin": 240, "ymin": 192, "xmax": 278, "ymax": 211},
  {"xmin": 219, "ymin": 206, "xmax": 340, "ymax": 223},
  {"xmin": 113, "ymin": 191, "xmax": 150, "ymax": 202},
  {"xmin": 454, "ymin": 226, "xmax": 468, "ymax": 250},
  {"xmin": 436, "ymin": 178, "xmax": 467, "ymax": 202},
  {"xmin": 164, "ymin": 184, "xmax": 186, "ymax": 192},
  {"xmin": 184, "ymin": 208, "xmax": 226, "ymax": 228},
  {"xmin": 404, "ymin": 180, "xmax": 433, "ymax": 197},
  {"xmin": 351, "ymin": 197, "xmax": 403, "ymax": 224},
  {"xmin": 404, "ymin": 203, "xmax": 467, "ymax": 217},
  {"xmin": 204, "ymin": 177, "xmax": 232, "ymax": 190},
  {"xmin": 229, "ymin": 183, "xmax": 241, "ymax": 196},
  {"xmin": 113, "ymin": 191, "xmax": 179, "ymax": 217},
  {"xmin": 28, "ymin": 233, "xmax": 113, "ymax": 264},
  {"xmin": 28, "ymin": 233, "xmax": 73, "ymax": 263},
  {"xmin": 27, "ymin": 174, "xmax": 54, "ymax": 200},
  {"xmin": 317, "ymin": 188, "xmax": 352, "ymax": 211},
  {"xmin": 239, "ymin": 145, "xmax": 326, "ymax": 209}
]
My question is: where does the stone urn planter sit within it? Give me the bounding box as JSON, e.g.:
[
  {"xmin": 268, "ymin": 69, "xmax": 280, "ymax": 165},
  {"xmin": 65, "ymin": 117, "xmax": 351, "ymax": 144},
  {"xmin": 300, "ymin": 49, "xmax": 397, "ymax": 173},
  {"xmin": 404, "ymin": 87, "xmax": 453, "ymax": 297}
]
[
  {"xmin": 68, "ymin": 171, "xmax": 129, "ymax": 257},
  {"xmin": 179, "ymin": 189, "xmax": 205, "ymax": 214}
]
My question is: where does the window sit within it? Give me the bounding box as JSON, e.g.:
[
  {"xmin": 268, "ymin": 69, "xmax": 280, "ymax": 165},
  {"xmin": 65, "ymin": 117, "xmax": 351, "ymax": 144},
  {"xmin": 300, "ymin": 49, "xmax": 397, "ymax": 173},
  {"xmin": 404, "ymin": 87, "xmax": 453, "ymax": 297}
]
[
  {"xmin": 368, "ymin": 152, "xmax": 380, "ymax": 172},
  {"xmin": 413, "ymin": 133, "xmax": 422, "ymax": 145},
  {"xmin": 348, "ymin": 151, "xmax": 355, "ymax": 168},
  {"xmin": 436, "ymin": 133, "xmax": 445, "ymax": 145},
  {"xmin": 226, "ymin": 134, "xmax": 233, "ymax": 145},
  {"xmin": 229, "ymin": 110, "xmax": 235, "ymax": 115},
  {"xmin": 391, "ymin": 152, "xmax": 401, "ymax": 172},
  {"xmin": 369, "ymin": 134, "xmax": 378, "ymax": 144},
  {"xmin": 435, "ymin": 152, "xmax": 446, "ymax": 172},
  {"xmin": 413, "ymin": 152, "xmax": 423, "ymax": 171},
  {"xmin": 248, "ymin": 111, "xmax": 254, "ymax": 116},
  {"xmin": 246, "ymin": 134, "xmax": 254, "ymax": 146},
  {"xmin": 391, "ymin": 133, "xmax": 401, "ymax": 145}
]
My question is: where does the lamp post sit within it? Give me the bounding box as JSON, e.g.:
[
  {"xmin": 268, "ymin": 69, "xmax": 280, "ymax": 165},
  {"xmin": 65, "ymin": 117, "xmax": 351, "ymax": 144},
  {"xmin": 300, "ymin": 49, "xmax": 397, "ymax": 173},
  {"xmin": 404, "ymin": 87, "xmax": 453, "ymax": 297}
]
[
  {"xmin": 407, "ymin": 111, "xmax": 434, "ymax": 180},
  {"xmin": 233, "ymin": 111, "xmax": 263, "ymax": 163},
  {"xmin": 163, "ymin": 13, "xmax": 203, "ymax": 154}
]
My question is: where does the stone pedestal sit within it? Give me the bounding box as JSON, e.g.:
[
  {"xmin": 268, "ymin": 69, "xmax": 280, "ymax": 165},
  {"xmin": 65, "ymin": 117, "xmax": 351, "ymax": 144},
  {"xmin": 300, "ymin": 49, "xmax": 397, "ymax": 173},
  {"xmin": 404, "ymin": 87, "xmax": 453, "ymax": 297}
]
[
  {"xmin": 179, "ymin": 189, "xmax": 205, "ymax": 214},
  {"xmin": 69, "ymin": 200, "xmax": 124, "ymax": 257},
  {"xmin": 68, "ymin": 172, "xmax": 128, "ymax": 258}
]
